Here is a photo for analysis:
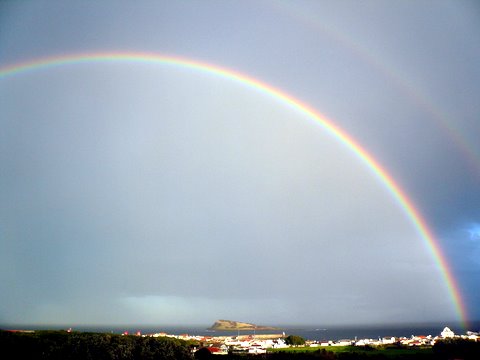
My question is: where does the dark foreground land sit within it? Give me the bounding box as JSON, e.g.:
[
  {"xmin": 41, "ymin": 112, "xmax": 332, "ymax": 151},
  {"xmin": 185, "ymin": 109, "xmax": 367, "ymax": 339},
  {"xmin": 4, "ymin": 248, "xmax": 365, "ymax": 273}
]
[
  {"xmin": 1, "ymin": 330, "xmax": 480, "ymax": 360},
  {"xmin": 0, "ymin": 330, "xmax": 192, "ymax": 360}
]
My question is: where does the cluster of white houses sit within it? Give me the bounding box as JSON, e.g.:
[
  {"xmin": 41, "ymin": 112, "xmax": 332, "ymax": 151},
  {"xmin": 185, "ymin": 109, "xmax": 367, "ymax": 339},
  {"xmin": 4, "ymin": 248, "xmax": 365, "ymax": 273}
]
[
  {"xmin": 145, "ymin": 327, "xmax": 479, "ymax": 355},
  {"xmin": 150, "ymin": 332, "xmax": 288, "ymax": 354},
  {"xmin": 311, "ymin": 327, "xmax": 478, "ymax": 348}
]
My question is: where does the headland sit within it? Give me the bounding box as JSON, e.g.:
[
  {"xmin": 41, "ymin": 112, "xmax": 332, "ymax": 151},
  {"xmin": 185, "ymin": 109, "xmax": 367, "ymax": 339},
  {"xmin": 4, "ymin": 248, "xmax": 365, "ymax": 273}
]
[{"xmin": 208, "ymin": 319, "xmax": 280, "ymax": 331}]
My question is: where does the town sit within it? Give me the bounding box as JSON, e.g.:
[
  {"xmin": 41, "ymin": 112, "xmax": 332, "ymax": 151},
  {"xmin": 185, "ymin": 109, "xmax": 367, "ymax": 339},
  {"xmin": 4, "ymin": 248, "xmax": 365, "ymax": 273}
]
[{"xmin": 142, "ymin": 326, "xmax": 480, "ymax": 355}]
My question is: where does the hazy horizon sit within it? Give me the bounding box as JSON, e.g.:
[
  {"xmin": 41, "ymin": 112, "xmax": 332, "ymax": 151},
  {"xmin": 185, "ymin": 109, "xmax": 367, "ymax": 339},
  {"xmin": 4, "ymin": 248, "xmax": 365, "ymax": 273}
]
[{"xmin": 2, "ymin": 318, "xmax": 476, "ymax": 330}]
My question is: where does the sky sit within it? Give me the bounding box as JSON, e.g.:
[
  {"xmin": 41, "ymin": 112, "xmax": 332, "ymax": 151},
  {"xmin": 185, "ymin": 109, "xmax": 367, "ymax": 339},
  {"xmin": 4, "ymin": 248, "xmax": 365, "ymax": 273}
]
[{"xmin": 0, "ymin": 0, "xmax": 479, "ymax": 329}]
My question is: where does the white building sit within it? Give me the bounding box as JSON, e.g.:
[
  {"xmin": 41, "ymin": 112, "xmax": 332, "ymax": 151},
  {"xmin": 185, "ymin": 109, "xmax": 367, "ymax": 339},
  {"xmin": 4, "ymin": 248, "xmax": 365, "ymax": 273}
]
[{"xmin": 441, "ymin": 327, "xmax": 455, "ymax": 338}]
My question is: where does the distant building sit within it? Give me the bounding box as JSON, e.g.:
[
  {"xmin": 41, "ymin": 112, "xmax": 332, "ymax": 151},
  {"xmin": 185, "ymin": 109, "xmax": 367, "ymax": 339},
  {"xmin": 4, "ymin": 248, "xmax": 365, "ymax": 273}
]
[
  {"xmin": 441, "ymin": 327, "xmax": 455, "ymax": 338},
  {"xmin": 382, "ymin": 337, "xmax": 396, "ymax": 344}
]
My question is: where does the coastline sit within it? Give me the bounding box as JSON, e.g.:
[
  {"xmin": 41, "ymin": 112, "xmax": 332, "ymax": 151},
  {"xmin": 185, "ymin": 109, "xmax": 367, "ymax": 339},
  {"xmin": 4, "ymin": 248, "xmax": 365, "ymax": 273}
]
[{"xmin": 3, "ymin": 320, "xmax": 478, "ymax": 342}]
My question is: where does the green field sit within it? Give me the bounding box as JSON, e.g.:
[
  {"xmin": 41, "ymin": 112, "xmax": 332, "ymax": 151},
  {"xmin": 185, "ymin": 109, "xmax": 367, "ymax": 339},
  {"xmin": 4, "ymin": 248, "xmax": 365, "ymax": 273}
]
[{"xmin": 269, "ymin": 345, "xmax": 435, "ymax": 358}]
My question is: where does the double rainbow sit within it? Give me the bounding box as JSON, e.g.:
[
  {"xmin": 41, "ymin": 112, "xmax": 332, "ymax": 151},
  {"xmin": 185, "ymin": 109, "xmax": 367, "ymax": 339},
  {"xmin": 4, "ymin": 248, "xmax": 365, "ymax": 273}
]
[{"xmin": 0, "ymin": 52, "xmax": 468, "ymax": 327}]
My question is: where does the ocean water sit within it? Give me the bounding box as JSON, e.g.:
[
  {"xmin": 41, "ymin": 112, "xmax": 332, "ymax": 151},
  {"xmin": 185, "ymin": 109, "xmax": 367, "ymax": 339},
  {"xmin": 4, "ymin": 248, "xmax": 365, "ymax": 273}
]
[{"xmin": 67, "ymin": 321, "xmax": 479, "ymax": 341}]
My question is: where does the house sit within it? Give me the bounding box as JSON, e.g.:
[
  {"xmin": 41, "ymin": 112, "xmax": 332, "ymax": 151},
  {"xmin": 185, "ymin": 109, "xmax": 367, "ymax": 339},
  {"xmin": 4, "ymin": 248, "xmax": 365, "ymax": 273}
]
[
  {"xmin": 441, "ymin": 327, "xmax": 455, "ymax": 338},
  {"xmin": 334, "ymin": 339, "xmax": 353, "ymax": 346},
  {"xmin": 248, "ymin": 344, "xmax": 266, "ymax": 354},
  {"xmin": 382, "ymin": 337, "xmax": 396, "ymax": 344},
  {"xmin": 206, "ymin": 345, "xmax": 228, "ymax": 355}
]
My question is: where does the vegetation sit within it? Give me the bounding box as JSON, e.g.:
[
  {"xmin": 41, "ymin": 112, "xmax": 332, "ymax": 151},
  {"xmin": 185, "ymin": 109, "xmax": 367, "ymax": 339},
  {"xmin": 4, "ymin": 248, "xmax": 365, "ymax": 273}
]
[
  {"xmin": 2, "ymin": 330, "xmax": 479, "ymax": 360},
  {"xmin": 269, "ymin": 340, "xmax": 480, "ymax": 359},
  {"xmin": 270, "ymin": 344, "xmax": 436, "ymax": 359},
  {"xmin": 284, "ymin": 335, "xmax": 306, "ymax": 346},
  {"xmin": 0, "ymin": 330, "xmax": 192, "ymax": 360},
  {"xmin": 433, "ymin": 338, "xmax": 480, "ymax": 360}
]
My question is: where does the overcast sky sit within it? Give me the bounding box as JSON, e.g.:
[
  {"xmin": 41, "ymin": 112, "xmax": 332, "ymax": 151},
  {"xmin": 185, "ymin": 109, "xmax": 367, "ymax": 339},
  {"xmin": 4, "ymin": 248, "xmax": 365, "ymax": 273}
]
[{"xmin": 1, "ymin": 0, "xmax": 479, "ymax": 328}]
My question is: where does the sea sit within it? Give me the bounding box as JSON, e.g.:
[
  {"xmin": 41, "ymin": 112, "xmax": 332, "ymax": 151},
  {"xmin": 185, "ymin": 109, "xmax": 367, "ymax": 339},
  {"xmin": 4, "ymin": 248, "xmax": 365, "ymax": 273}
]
[{"xmin": 18, "ymin": 321, "xmax": 479, "ymax": 341}]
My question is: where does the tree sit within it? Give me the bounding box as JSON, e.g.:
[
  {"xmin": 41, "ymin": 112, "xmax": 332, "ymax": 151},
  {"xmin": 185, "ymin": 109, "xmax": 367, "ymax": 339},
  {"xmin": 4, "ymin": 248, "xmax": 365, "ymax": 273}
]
[
  {"xmin": 194, "ymin": 347, "xmax": 213, "ymax": 360},
  {"xmin": 433, "ymin": 338, "xmax": 480, "ymax": 360},
  {"xmin": 0, "ymin": 330, "xmax": 193, "ymax": 360},
  {"xmin": 284, "ymin": 335, "xmax": 306, "ymax": 346}
]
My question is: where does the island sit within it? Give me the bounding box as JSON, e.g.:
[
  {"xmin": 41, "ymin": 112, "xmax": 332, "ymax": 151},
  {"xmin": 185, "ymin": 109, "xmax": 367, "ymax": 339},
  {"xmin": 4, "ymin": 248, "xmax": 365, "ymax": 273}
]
[{"xmin": 208, "ymin": 319, "xmax": 280, "ymax": 331}]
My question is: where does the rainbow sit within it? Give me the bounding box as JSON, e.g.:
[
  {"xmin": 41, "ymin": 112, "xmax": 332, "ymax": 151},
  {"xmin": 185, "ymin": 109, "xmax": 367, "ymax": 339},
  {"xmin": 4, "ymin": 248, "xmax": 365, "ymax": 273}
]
[
  {"xmin": 0, "ymin": 52, "xmax": 469, "ymax": 327},
  {"xmin": 272, "ymin": 0, "xmax": 480, "ymax": 177}
]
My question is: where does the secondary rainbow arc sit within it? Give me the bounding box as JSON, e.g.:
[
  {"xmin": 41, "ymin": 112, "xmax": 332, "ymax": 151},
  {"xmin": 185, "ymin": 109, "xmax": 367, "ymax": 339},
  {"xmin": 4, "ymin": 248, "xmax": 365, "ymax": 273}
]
[{"xmin": 0, "ymin": 52, "xmax": 468, "ymax": 327}]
